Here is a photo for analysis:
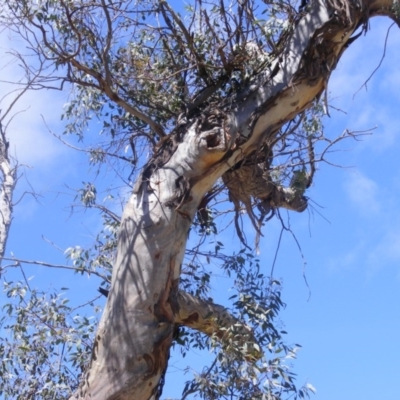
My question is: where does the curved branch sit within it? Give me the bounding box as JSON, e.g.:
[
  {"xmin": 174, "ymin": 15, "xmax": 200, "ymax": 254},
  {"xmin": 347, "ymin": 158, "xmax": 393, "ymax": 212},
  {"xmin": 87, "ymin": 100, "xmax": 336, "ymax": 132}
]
[
  {"xmin": 69, "ymin": 57, "xmax": 166, "ymax": 138},
  {"xmin": 176, "ymin": 291, "xmax": 262, "ymax": 361},
  {"xmin": 369, "ymin": 0, "xmax": 400, "ymax": 24}
]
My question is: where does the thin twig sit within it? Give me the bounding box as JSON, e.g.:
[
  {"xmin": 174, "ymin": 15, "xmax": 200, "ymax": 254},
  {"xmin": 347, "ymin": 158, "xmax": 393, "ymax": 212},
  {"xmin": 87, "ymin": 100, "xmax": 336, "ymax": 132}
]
[
  {"xmin": 1, "ymin": 256, "xmax": 110, "ymax": 281},
  {"xmin": 354, "ymin": 22, "xmax": 395, "ymax": 97}
]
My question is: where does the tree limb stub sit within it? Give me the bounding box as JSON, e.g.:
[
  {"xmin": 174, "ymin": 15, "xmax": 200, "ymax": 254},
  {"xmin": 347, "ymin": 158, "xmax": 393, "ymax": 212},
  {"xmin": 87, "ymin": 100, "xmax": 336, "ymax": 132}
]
[{"xmin": 176, "ymin": 291, "xmax": 262, "ymax": 362}]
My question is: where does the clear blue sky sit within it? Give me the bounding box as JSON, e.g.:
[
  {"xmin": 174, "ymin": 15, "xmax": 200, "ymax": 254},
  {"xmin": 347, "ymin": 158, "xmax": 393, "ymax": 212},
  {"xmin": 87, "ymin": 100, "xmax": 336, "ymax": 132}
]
[{"xmin": 1, "ymin": 13, "xmax": 400, "ymax": 400}]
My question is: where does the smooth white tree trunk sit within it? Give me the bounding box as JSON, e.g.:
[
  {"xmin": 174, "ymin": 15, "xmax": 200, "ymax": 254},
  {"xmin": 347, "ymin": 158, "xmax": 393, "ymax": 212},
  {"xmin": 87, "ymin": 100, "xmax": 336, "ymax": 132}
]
[{"xmin": 0, "ymin": 122, "xmax": 15, "ymax": 263}]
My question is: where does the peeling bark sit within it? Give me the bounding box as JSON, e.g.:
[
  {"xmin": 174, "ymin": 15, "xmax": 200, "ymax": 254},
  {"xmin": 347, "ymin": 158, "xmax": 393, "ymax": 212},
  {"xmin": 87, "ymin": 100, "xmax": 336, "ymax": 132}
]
[{"xmin": 71, "ymin": 0, "xmax": 400, "ymax": 399}]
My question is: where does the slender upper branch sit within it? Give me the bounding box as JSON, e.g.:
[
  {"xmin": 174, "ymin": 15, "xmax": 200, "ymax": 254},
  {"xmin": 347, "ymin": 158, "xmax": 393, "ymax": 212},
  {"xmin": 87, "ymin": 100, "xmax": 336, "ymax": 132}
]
[{"xmin": 23, "ymin": 1, "xmax": 167, "ymax": 138}]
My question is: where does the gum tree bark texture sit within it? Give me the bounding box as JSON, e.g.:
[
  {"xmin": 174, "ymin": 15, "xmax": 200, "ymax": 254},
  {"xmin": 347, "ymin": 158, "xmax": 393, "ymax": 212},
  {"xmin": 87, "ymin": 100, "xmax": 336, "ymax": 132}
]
[{"xmin": 71, "ymin": 0, "xmax": 399, "ymax": 398}]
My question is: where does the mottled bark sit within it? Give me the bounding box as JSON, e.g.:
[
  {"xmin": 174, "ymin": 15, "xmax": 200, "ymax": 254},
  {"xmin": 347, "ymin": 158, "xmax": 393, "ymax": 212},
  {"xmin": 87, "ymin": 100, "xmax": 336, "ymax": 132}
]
[{"xmin": 72, "ymin": 0, "xmax": 399, "ymax": 398}]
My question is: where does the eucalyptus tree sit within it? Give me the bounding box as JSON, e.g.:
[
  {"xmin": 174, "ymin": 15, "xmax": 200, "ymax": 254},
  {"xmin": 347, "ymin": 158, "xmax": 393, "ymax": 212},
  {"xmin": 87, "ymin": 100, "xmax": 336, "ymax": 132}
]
[
  {"xmin": 1, "ymin": 0, "xmax": 399, "ymax": 399},
  {"xmin": 0, "ymin": 59, "xmax": 48, "ymax": 262}
]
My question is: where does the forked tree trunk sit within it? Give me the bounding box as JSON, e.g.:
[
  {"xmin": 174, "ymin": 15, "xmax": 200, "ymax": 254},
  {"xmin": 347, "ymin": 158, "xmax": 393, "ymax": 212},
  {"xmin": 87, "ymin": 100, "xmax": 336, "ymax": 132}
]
[{"xmin": 71, "ymin": 0, "xmax": 399, "ymax": 398}]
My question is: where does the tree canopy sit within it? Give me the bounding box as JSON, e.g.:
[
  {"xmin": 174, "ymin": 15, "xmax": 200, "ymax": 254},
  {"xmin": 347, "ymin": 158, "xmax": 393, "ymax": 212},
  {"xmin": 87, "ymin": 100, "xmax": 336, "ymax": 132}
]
[{"xmin": 0, "ymin": 0, "xmax": 399, "ymax": 399}]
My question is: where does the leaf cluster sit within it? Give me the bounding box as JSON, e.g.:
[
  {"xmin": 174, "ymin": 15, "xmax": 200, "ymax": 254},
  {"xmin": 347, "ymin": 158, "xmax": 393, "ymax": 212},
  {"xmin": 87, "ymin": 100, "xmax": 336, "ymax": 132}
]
[
  {"xmin": 177, "ymin": 250, "xmax": 314, "ymax": 400},
  {"xmin": 0, "ymin": 281, "xmax": 99, "ymax": 399}
]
